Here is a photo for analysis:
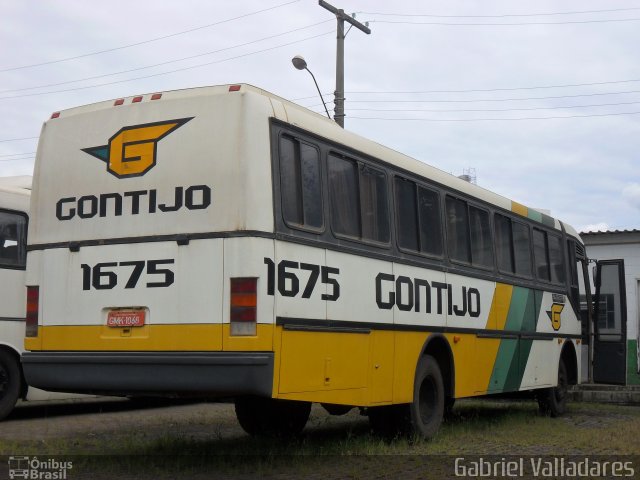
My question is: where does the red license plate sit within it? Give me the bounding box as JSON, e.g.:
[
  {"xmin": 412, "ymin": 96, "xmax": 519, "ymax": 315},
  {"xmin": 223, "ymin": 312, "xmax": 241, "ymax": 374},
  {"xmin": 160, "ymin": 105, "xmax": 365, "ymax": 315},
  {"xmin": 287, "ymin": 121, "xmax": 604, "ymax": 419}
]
[{"xmin": 107, "ymin": 310, "xmax": 145, "ymax": 327}]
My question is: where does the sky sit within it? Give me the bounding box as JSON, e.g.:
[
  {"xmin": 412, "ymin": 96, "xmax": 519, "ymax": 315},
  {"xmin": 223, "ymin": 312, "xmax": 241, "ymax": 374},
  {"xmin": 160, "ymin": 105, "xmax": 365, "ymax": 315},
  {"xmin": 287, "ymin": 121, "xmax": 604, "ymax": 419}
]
[{"xmin": 1, "ymin": 0, "xmax": 639, "ymax": 233}]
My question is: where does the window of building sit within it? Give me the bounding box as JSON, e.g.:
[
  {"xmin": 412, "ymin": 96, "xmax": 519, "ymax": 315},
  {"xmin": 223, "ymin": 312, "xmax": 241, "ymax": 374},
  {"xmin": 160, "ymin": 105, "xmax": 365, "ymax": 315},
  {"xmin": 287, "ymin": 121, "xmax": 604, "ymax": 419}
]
[
  {"xmin": 279, "ymin": 135, "xmax": 323, "ymax": 230},
  {"xmin": 0, "ymin": 210, "xmax": 27, "ymax": 268},
  {"xmin": 328, "ymin": 153, "xmax": 390, "ymax": 244}
]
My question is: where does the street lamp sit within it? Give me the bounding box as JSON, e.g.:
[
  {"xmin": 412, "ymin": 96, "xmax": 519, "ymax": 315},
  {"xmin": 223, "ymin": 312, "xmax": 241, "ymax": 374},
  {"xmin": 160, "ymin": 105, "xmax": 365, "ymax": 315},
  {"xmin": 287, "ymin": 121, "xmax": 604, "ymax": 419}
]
[{"xmin": 291, "ymin": 55, "xmax": 331, "ymax": 120}]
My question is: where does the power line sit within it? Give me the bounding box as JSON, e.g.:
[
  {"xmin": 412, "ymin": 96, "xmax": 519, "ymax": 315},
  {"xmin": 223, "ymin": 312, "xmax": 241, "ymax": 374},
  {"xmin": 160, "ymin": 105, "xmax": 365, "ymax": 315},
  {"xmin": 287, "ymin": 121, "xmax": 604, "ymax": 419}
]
[
  {"xmin": 0, "ymin": 0, "xmax": 300, "ymax": 73},
  {"xmin": 0, "ymin": 20, "xmax": 332, "ymax": 94},
  {"xmin": 0, "ymin": 137, "xmax": 38, "ymax": 143},
  {"xmin": 0, "ymin": 151, "xmax": 35, "ymax": 157},
  {"xmin": 370, "ymin": 18, "xmax": 640, "ymax": 26},
  {"xmin": 343, "ymin": 78, "xmax": 640, "ymax": 95},
  {"xmin": 350, "ymin": 111, "xmax": 640, "ymax": 122},
  {"xmin": 346, "ymin": 100, "xmax": 640, "ymax": 113},
  {"xmin": 320, "ymin": 89, "xmax": 640, "ymax": 105},
  {"xmin": 0, "ymin": 31, "xmax": 333, "ymax": 101},
  {"xmin": 293, "ymin": 77, "xmax": 640, "ymax": 102},
  {"xmin": 0, "ymin": 156, "xmax": 34, "ymax": 162},
  {"xmin": 358, "ymin": 7, "xmax": 640, "ymax": 18}
]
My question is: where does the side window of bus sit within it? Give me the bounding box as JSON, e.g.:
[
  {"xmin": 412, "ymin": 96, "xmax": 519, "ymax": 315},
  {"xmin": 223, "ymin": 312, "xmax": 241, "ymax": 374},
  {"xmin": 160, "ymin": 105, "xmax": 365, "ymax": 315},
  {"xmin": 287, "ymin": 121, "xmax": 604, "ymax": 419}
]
[
  {"xmin": 279, "ymin": 135, "xmax": 323, "ymax": 231},
  {"xmin": 394, "ymin": 177, "xmax": 442, "ymax": 256},
  {"xmin": 495, "ymin": 213, "xmax": 514, "ymax": 273},
  {"xmin": 445, "ymin": 196, "xmax": 470, "ymax": 263},
  {"xmin": 446, "ymin": 196, "xmax": 493, "ymax": 268},
  {"xmin": 495, "ymin": 214, "xmax": 532, "ymax": 277},
  {"xmin": 469, "ymin": 205, "xmax": 493, "ymax": 268},
  {"xmin": 548, "ymin": 233, "xmax": 565, "ymax": 284},
  {"xmin": 533, "ymin": 228, "xmax": 565, "ymax": 284},
  {"xmin": 567, "ymin": 239, "xmax": 580, "ymax": 310},
  {"xmin": 533, "ymin": 228, "xmax": 550, "ymax": 281},
  {"xmin": 0, "ymin": 210, "xmax": 27, "ymax": 269},
  {"xmin": 328, "ymin": 154, "xmax": 390, "ymax": 244}
]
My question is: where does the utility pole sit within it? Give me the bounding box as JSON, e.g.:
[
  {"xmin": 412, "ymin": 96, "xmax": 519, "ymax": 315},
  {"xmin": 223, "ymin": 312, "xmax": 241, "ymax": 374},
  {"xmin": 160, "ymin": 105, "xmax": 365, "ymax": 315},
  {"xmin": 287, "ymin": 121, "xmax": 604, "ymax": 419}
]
[{"xmin": 319, "ymin": 1, "xmax": 371, "ymax": 128}]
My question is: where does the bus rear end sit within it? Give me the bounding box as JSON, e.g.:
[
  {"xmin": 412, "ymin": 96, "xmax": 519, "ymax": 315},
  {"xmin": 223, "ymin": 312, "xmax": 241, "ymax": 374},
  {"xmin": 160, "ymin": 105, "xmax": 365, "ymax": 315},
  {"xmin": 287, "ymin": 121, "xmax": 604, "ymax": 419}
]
[{"xmin": 23, "ymin": 85, "xmax": 277, "ymax": 400}]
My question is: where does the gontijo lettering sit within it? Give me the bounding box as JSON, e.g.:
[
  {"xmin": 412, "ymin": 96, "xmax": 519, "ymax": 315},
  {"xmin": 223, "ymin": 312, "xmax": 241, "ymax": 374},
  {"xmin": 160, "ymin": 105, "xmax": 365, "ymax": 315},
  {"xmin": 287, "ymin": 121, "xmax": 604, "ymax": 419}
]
[
  {"xmin": 376, "ymin": 272, "xmax": 481, "ymax": 317},
  {"xmin": 55, "ymin": 185, "xmax": 211, "ymax": 220}
]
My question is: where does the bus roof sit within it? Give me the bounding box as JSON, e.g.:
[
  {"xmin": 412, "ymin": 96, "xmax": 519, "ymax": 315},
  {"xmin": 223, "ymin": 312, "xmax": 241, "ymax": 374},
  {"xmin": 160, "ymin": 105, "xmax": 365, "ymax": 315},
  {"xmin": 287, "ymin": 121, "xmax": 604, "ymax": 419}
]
[{"xmin": 45, "ymin": 84, "xmax": 580, "ymax": 240}]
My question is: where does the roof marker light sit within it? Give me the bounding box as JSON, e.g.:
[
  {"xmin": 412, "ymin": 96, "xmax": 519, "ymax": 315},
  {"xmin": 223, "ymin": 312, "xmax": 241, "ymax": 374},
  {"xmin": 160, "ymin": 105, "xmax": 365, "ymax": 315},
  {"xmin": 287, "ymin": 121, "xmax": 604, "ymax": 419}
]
[
  {"xmin": 229, "ymin": 85, "xmax": 241, "ymax": 92},
  {"xmin": 151, "ymin": 93, "xmax": 162, "ymax": 100},
  {"xmin": 114, "ymin": 99, "xmax": 124, "ymax": 106},
  {"xmin": 132, "ymin": 96, "xmax": 143, "ymax": 103},
  {"xmin": 50, "ymin": 112, "xmax": 60, "ymax": 119}
]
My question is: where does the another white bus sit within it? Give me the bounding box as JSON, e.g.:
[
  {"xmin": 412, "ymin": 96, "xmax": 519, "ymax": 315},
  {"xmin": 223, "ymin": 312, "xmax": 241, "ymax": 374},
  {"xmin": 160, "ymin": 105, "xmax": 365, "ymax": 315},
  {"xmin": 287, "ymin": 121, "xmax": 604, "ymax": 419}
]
[
  {"xmin": 23, "ymin": 84, "xmax": 594, "ymax": 437},
  {"xmin": 0, "ymin": 176, "xmax": 92, "ymax": 420}
]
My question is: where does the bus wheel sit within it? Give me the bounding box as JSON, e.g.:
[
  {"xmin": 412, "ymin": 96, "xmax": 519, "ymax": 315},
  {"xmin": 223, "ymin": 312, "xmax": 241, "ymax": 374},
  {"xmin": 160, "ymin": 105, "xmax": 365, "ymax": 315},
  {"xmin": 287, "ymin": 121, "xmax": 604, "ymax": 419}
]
[
  {"xmin": 234, "ymin": 396, "xmax": 310, "ymax": 437},
  {"xmin": 0, "ymin": 350, "xmax": 21, "ymax": 421},
  {"xmin": 401, "ymin": 354, "xmax": 445, "ymax": 439},
  {"xmin": 537, "ymin": 359, "xmax": 568, "ymax": 417}
]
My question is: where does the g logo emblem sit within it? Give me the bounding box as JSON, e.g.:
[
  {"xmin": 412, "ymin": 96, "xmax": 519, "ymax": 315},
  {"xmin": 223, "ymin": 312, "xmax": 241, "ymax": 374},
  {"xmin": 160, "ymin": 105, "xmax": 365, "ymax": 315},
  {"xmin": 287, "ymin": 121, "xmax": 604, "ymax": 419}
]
[
  {"xmin": 82, "ymin": 118, "xmax": 193, "ymax": 178},
  {"xmin": 546, "ymin": 303, "xmax": 564, "ymax": 331}
]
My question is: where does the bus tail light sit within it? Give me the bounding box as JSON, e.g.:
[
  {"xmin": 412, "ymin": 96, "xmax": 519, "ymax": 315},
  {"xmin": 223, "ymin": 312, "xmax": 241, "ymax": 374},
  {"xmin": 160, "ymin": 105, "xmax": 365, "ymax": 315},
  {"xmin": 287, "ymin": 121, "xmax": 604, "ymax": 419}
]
[
  {"xmin": 26, "ymin": 286, "xmax": 39, "ymax": 337},
  {"xmin": 230, "ymin": 278, "xmax": 257, "ymax": 336}
]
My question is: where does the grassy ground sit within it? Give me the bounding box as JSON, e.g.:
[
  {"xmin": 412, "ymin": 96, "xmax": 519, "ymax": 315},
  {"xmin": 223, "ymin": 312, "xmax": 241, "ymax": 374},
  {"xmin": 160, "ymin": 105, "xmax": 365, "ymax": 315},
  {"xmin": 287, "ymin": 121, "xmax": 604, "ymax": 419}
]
[{"xmin": 1, "ymin": 399, "xmax": 639, "ymax": 479}]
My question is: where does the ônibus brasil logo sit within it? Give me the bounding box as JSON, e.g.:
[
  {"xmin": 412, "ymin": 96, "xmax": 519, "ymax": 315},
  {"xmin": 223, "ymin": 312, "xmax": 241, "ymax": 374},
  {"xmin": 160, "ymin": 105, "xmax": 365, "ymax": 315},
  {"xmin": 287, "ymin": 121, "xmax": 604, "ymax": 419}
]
[{"xmin": 82, "ymin": 117, "xmax": 193, "ymax": 178}]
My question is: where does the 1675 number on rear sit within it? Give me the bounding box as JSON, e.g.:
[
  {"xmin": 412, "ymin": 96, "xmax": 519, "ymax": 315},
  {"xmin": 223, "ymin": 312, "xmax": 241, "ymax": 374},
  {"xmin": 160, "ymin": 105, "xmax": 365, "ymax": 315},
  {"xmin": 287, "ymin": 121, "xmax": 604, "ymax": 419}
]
[{"xmin": 80, "ymin": 259, "xmax": 175, "ymax": 290}]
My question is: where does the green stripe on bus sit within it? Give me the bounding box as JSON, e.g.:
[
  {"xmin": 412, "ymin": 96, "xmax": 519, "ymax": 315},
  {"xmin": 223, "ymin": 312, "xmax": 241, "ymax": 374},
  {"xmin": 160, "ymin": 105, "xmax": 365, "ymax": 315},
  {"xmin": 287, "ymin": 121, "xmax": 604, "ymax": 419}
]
[
  {"xmin": 527, "ymin": 209, "xmax": 543, "ymax": 223},
  {"xmin": 489, "ymin": 287, "xmax": 542, "ymax": 392},
  {"xmin": 541, "ymin": 213, "xmax": 555, "ymax": 228}
]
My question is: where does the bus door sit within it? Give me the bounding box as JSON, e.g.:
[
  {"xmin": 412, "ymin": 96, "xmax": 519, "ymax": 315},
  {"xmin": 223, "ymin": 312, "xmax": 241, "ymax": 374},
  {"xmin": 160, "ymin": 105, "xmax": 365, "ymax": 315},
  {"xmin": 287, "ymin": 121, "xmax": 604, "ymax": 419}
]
[{"xmin": 593, "ymin": 259, "xmax": 627, "ymax": 385}]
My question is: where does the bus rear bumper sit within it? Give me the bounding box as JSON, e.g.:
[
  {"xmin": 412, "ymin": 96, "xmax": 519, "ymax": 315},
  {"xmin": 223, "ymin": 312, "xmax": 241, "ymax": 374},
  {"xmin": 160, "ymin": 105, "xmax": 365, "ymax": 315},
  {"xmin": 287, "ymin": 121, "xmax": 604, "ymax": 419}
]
[{"xmin": 21, "ymin": 351, "xmax": 274, "ymax": 398}]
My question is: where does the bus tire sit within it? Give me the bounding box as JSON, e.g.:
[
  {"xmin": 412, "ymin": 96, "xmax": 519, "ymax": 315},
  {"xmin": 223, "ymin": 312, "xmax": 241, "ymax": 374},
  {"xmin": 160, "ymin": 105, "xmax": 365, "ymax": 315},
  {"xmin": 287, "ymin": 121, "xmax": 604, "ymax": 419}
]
[
  {"xmin": 537, "ymin": 358, "xmax": 568, "ymax": 417},
  {"xmin": 0, "ymin": 350, "xmax": 21, "ymax": 421},
  {"xmin": 399, "ymin": 354, "xmax": 445, "ymax": 439},
  {"xmin": 234, "ymin": 396, "xmax": 310, "ymax": 437}
]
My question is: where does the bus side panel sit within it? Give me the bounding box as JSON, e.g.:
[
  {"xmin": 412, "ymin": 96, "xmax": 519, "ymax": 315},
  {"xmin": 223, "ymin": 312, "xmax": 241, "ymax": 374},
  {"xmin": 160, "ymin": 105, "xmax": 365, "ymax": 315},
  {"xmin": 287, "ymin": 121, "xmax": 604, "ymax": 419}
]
[
  {"xmin": 222, "ymin": 237, "xmax": 275, "ymax": 352},
  {"xmin": 33, "ymin": 240, "xmax": 224, "ymax": 352},
  {"xmin": 520, "ymin": 290, "xmax": 581, "ymax": 388},
  {"xmin": 0, "ymin": 267, "xmax": 26, "ymax": 353}
]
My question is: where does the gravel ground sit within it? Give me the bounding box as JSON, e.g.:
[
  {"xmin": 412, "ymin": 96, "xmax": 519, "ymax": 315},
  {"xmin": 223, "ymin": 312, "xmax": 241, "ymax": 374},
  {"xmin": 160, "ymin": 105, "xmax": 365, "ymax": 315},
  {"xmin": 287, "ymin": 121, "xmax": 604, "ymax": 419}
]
[{"xmin": 1, "ymin": 398, "xmax": 639, "ymax": 479}]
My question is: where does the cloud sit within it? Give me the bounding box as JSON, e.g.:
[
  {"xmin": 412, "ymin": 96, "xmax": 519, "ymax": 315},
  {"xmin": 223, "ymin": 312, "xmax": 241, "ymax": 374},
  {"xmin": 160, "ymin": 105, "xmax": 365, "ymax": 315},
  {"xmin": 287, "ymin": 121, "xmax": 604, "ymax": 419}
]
[{"xmin": 622, "ymin": 183, "xmax": 640, "ymax": 210}]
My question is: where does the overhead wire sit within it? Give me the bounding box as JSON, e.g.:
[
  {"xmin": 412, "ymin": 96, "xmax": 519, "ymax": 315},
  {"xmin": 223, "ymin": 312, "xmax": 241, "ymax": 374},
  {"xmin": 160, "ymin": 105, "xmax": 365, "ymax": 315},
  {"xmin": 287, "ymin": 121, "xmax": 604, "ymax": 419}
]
[
  {"xmin": 0, "ymin": 30, "xmax": 334, "ymax": 100},
  {"xmin": 357, "ymin": 7, "xmax": 640, "ymax": 18},
  {"xmin": 0, "ymin": 151, "xmax": 36, "ymax": 157},
  {"xmin": 0, "ymin": 0, "xmax": 300, "ymax": 72},
  {"xmin": 349, "ymin": 111, "xmax": 640, "ymax": 122},
  {"xmin": 0, "ymin": 137, "xmax": 38, "ymax": 143},
  {"xmin": 0, "ymin": 20, "xmax": 332, "ymax": 94},
  {"xmin": 345, "ymin": 100, "xmax": 640, "ymax": 113},
  {"xmin": 368, "ymin": 18, "xmax": 640, "ymax": 26}
]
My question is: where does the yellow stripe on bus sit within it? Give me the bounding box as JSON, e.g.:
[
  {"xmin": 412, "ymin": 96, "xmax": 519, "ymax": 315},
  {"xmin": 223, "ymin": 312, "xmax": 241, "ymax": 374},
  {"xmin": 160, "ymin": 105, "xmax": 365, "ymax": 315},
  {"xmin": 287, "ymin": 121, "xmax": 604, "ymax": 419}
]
[
  {"xmin": 511, "ymin": 201, "xmax": 528, "ymax": 218},
  {"xmin": 473, "ymin": 283, "xmax": 513, "ymax": 394}
]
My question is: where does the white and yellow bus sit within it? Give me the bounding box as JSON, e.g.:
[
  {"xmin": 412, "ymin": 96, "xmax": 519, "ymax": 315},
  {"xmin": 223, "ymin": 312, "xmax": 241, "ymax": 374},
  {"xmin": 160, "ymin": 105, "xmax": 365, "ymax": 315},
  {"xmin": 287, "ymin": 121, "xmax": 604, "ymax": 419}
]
[
  {"xmin": 1, "ymin": 176, "xmax": 91, "ymax": 420},
  {"xmin": 23, "ymin": 84, "xmax": 591, "ymax": 437}
]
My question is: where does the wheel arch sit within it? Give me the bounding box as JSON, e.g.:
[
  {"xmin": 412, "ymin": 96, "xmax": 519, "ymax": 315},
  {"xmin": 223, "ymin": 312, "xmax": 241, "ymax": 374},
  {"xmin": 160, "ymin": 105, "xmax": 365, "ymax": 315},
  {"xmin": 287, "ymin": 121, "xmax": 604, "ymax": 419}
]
[
  {"xmin": 560, "ymin": 340, "xmax": 578, "ymax": 385},
  {"xmin": 0, "ymin": 344, "xmax": 27, "ymax": 399},
  {"xmin": 419, "ymin": 333, "xmax": 455, "ymax": 400}
]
